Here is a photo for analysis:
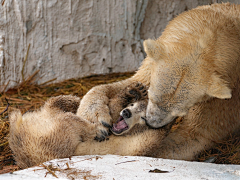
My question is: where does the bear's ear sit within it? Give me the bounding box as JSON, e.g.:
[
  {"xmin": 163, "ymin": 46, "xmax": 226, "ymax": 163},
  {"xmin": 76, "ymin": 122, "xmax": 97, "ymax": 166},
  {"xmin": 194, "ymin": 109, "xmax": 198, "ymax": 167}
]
[
  {"xmin": 143, "ymin": 39, "xmax": 163, "ymax": 60},
  {"xmin": 206, "ymin": 75, "xmax": 232, "ymax": 99}
]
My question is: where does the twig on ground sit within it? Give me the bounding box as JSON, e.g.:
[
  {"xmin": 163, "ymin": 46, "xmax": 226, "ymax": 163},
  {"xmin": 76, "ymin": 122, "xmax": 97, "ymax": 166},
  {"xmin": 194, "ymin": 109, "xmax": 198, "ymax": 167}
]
[
  {"xmin": 0, "ymin": 98, "xmax": 9, "ymax": 115},
  {"xmin": 41, "ymin": 164, "xmax": 58, "ymax": 178}
]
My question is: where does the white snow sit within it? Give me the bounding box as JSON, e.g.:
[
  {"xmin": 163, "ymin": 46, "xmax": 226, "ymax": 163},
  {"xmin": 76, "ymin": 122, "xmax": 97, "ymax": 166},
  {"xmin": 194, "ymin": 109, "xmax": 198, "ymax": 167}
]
[{"xmin": 1, "ymin": 155, "xmax": 240, "ymax": 180}]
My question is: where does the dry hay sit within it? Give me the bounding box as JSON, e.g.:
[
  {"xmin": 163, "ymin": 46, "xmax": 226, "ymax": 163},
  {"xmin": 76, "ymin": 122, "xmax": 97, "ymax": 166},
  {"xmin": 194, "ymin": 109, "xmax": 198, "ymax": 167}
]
[
  {"xmin": 198, "ymin": 134, "xmax": 240, "ymax": 164},
  {"xmin": 0, "ymin": 71, "xmax": 239, "ymax": 174}
]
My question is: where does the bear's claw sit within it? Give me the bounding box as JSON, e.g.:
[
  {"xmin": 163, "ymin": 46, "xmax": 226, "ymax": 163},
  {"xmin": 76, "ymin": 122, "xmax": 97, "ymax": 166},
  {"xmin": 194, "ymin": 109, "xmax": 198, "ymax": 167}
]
[
  {"xmin": 101, "ymin": 129, "xmax": 109, "ymax": 137},
  {"xmin": 94, "ymin": 129, "xmax": 110, "ymax": 142},
  {"xmin": 126, "ymin": 82, "xmax": 148, "ymax": 101},
  {"xmin": 94, "ymin": 135, "xmax": 105, "ymax": 142},
  {"xmin": 101, "ymin": 121, "xmax": 112, "ymax": 129}
]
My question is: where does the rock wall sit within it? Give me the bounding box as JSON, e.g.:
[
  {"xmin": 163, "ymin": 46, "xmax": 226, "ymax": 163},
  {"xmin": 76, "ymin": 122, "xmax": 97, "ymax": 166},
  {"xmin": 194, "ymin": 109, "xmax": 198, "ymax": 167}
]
[{"xmin": 0, "ymin": 0, "xmax": 239, "ymax": 90}]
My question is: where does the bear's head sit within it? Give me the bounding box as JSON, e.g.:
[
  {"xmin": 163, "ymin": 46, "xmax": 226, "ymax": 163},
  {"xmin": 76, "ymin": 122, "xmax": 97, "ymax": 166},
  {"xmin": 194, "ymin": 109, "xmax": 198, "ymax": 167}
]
[
  {"xmin": 111, "ymin": 100, "xmax": 147, "ymax": 135},
  {"xmin": 144, "ymin": 37, "xmax": 232, "ymax": 128}
]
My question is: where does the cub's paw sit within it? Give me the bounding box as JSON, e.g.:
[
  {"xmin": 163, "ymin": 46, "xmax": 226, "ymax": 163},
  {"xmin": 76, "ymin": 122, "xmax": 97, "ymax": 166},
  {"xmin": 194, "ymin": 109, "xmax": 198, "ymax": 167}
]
[
  {"xmin": 94, "ymin": 116, "xmax": 112, "ymax": 142},
  {"xmin": 78, "ymin": 101, "xmax": 113, "ymax": 142},
  {"xmin": 125, "ymin": 82, "xmax": 148, "ymax": 101},
  {"xmin": 94, "ymin": 122, "xmax": 111, "ymax": 142}
]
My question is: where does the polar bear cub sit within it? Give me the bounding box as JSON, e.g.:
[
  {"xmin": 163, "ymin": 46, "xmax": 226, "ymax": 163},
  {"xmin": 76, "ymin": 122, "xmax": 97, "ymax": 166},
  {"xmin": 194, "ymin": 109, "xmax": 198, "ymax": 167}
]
[
  {"xmin": 111, "ymin": 100, "xmax": 147, "ymax": 135},
  {"xmin": 9, "ymin": 83, "xmax": 158, "ymax": 168}
]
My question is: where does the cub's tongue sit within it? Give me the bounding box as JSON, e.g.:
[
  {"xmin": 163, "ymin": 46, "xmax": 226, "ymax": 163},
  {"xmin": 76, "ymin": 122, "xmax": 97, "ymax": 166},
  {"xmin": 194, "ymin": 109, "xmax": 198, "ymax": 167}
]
[
  {"xmin": 114, "ymin": 119, "xmax": 128, "ymax": 129},
  {"xmin": 111, "ymin": 116, "xmax": 128, "ymax": 134}
]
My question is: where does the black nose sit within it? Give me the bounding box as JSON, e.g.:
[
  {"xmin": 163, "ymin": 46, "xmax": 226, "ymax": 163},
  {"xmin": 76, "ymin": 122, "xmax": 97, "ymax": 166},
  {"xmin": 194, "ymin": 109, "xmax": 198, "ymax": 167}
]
[{"xmin": 122, "ymin": 109, "xmax": 132, "ymax": 119}]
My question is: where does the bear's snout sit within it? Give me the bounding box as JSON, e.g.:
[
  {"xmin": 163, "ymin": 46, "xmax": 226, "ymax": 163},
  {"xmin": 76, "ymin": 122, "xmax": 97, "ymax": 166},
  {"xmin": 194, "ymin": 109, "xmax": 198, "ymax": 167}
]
[{"xmin": 122, "ymin": 109, "xmax": 132, "ymax": 119}]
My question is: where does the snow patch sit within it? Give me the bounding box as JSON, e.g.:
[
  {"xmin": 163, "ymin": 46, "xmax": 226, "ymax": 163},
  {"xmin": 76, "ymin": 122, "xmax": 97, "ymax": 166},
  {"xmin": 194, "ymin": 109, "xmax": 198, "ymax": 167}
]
[{"xmin": 1, "ymin": 155, "xmax": 240, "ymax": 180}]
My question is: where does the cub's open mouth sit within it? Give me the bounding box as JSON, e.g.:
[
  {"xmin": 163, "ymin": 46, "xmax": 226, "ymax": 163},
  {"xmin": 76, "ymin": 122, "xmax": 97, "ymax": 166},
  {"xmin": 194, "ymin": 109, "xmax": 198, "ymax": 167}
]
[{"xmin": 111, "ymin": 116, "xmax": 129, "ymax": 134}]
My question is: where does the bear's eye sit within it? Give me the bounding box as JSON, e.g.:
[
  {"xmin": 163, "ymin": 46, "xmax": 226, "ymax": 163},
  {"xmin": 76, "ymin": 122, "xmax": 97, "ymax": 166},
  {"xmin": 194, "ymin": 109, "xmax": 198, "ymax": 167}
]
[{"xmin": 130, "ymin": 104, "xmax": 134, "ymax": 106}]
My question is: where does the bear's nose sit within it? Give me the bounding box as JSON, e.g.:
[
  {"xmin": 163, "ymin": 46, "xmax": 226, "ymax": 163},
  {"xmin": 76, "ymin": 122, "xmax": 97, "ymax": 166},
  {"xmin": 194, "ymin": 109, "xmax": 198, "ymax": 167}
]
[{"xmin": 122, "ymin": 109, "xmax": 132, "ymax": 119}]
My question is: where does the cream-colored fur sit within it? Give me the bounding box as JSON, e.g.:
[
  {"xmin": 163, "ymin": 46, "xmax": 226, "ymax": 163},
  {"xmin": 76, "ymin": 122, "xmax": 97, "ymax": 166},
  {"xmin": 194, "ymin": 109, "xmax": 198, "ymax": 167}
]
[
  {"xmin": 111, "ymin": 100, "xmax": 147, "ymax": 136},
  {"xmin": 109, "ymin": 82, "xmax": 147, "ymax": 125},
  {"xmin": 78, "ymin": 3, "xmax": 240, "ymax": 160},
  {"xmin": 75, "ymin": 99, "xmax": 170, "ymax": 157},
  {"xmin": 9, "ymin": 95, "xmax": 97, "ymax": 169},
  {"xmin": 9, "ymin": 85, "xmax": 168, "ymax": 168}
]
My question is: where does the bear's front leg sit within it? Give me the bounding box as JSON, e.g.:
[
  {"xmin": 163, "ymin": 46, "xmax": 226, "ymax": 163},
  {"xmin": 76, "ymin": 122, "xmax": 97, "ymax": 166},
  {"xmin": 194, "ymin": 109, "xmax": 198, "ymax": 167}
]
[
  {"xmin": 77, "ymin": 58, "xmax": 152, "ymax": 141},
  {"xmin": 77, "ymin": 79, "xmax": 135, "ymax": 141}
]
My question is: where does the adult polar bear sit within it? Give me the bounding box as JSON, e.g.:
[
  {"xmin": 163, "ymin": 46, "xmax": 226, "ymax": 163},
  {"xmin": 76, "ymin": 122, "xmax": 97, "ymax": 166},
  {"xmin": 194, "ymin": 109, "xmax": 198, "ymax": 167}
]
[{"xmin": 77, "ymin": 3, "xmax": 240, "ymax": 160}]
